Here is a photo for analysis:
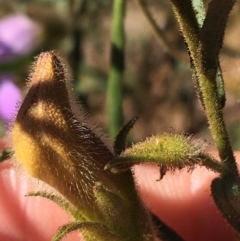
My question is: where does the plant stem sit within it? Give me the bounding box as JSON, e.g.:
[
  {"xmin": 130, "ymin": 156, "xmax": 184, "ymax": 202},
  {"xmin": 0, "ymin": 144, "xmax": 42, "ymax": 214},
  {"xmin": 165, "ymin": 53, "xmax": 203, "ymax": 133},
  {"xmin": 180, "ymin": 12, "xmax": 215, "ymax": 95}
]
[
  {"xmin": 195, "ymin": 70, "xmax": 236, "ymax": 173},
  {"xmin": 107, "ymin": 0, "xmax": 125, "ymax": 139},
  {"xmin": 190, "ymin": 0, "xmax": 226, "ymax": 108},
  {"xmin": 170, "ymin": 0, "xmax": 238, "ymax": 176}
]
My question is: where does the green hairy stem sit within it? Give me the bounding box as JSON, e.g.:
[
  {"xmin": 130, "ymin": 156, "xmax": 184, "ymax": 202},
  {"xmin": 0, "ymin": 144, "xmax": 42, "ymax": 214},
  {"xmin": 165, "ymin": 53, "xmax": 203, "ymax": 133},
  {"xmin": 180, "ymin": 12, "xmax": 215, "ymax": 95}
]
[{"xmin": 170, "ymin": 0, "xmax": 238, "ymax": 176}]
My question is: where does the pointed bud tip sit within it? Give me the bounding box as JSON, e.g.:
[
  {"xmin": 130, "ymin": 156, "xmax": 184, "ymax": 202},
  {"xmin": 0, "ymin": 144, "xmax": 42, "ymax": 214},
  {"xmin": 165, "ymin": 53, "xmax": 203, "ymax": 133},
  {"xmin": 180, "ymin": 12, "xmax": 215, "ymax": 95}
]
[{"xmin": 30, "ymin": 51, "xmax": 65, "ymax": 86}]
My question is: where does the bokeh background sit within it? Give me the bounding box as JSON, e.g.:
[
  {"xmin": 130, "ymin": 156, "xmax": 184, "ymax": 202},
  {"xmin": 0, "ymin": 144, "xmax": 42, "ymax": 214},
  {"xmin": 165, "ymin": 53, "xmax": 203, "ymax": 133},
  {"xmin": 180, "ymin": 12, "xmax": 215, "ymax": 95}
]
[{"xmin": 0, "ymin": 0, "xmax": 240, "ymax": 149}]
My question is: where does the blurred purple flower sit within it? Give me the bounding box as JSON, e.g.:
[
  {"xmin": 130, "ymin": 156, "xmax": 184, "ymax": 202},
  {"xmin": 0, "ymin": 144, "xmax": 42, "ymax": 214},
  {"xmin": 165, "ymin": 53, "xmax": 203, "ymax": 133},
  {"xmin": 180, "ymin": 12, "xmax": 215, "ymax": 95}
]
[
  {"xmin": 0, "ymin": 14, "xmax": 42, "ymax": 123},
  {"xmin": 0, "ymin": 14, "xmax": 42, "ymax": 63},
  {"xmin": 0, "ymin": 75, "xmax": 21, "ymax": 122}
]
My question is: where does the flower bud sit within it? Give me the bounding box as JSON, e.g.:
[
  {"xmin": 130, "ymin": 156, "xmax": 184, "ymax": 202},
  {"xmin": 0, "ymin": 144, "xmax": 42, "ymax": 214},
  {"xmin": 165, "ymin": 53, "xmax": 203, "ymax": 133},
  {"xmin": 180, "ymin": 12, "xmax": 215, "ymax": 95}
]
[
  {"xmin": 12, "ymin": 52, "xmax": 120, "ymax": 220},
  {"xmin": 106, "ymin": 133, "xmax": 227, "ymax": 177},
  {"xmin": 12, "ymin": 52, "xmax": 157, "ymax": 240}
]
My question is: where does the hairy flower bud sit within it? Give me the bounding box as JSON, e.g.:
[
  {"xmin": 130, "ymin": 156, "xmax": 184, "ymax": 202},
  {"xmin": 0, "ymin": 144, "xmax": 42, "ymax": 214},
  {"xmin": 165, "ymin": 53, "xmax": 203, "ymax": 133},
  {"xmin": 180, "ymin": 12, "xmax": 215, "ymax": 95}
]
[
  {"xmin": 12, "ymin": 52, "xmax": 157, "ymax": 241},
  {"xmin": 106, "ymin": 133, "xmax": 227, "ymax": 178},
  {"xmin": 12, "ymin": 52, "xmax": 122, "ymax": 220}
]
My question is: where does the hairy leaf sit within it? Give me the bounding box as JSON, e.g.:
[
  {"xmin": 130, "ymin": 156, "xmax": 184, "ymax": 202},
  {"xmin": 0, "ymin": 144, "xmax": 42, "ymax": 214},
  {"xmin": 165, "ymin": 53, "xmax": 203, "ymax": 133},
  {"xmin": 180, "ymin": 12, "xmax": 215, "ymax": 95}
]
[
  {"xmin": 52, "ymin": 222, "xmax": 120, "ymax": 241},
  {"xmin": 211, "ymin": 177, "xmax": 240, "ymax": 233},
  {"xmin": 26, "ymin": 191, "xmax": 85, "ymax": 221},
  {"xmin": 114, "ymin": 116, "xmax": 138, "ymax": 155}
]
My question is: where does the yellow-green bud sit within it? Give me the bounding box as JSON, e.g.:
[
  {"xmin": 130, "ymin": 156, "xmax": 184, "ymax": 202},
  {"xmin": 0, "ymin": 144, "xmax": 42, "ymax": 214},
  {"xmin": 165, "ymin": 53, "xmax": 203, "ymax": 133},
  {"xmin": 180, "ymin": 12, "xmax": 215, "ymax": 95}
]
[
  {"xmin": 12, "ymin": 51, "xmax": 120, "ymax": 220},
  {"xmin": 12, "ymin": 52, "xmax": 157, "ymax": 241}
]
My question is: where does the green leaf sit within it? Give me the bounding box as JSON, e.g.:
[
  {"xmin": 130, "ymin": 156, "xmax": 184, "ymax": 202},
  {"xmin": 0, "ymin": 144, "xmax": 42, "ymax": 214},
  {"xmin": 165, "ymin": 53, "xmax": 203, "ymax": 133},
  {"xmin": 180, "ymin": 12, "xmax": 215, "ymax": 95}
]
[
  {"xmin": 93, "ymin": 182, "xmax": 131, "ymax": 238},
  {"xmin": 211, "ymin": 177, "xmax": 240, "ymax": 233},
  {"xmin": 26, "ymin": 191, "xmax": 85, "ymax": 221},
  {"xmin": 192, "ymin": 0, "xmax": 206, "ymax": 27},
  {"xmin": 225, "ymin": 178, "xmax": 240, "ymax": 215},
  {"xmin": 114, "ymin": 116, "xmax": 138, "ymax": 156},
  {"xmin": 0, "ymin": 149, "xmax": 13, "ymax": 162},
  {"xmin": 52, "ymin": 221, "xmax": 120, "ymax": 241},
  {"xmin": 106, "ymin": 133, "xmax": 228, "ymax": 176},
  {"xmin": 151, "ymin": 213, "xmax": 184, "ymax": 241},
  {"xmin": 93, "ymin": 182, "xmax": 156, "ymax": 241}
]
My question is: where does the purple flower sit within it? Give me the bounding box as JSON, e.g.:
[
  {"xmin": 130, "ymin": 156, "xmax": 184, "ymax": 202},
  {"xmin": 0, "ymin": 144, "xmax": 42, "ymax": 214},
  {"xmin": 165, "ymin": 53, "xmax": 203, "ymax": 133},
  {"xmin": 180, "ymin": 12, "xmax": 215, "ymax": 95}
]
[
  {"xmin": 0, "ymin": 14, "xmax": 42, "ymax": 63},
  {"xmin": 0, "ymin": 14, "xmax": 42, "ymax": 123},
  {"xmin": 0, "ymin": 76, "xmax": 21, "ymax": 122}
]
